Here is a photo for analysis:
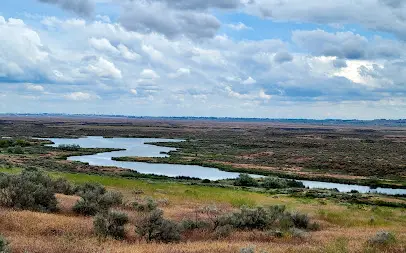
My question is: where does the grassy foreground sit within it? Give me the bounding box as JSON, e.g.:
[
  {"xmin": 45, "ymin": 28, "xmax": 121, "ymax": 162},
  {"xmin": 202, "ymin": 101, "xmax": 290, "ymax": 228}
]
[{"xmin": 0, "ymin": 167, "xmax": 405, "ymax": 253}]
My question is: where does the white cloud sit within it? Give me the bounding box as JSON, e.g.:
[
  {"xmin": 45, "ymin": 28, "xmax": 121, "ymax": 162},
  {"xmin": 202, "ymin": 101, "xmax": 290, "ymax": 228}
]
[
  {"xmin": 227, "ymin": 22, "xmax": 252, "ymax": 31},
  {"xmin": 168, "ymin": 68, "xmax": 190, "ymax": 78},
  {"xmin": 118, "ymin": 44, "xmax": 141, "ymax": 61},
  {"xmin": 241, "ymin": 76, "xmax": 256, "ymax": 85},
  {"xmin": 89, "ymin": 37, "xmax": 119, "ymax": 54},
  {"xmin": 140, "ymin": 69, "xmax": 160, "ymax": 79},
  {"xmin": 25, "ymin": 84, "xmax": 45, "ymax": 92},
  {"xmin": 259, "ymin": 90, "xmax": 272, "ymax": 100},
  {"xmin": 130, "ymin": 89, "xmax": 138, "ymax": 95},
  {"xmin": 64, "ymin": 92, "xmax": 99, "ymax": 101},
  {"xmin": 86, "ymin": 57, "xmax": 122, "ymax": 79}
]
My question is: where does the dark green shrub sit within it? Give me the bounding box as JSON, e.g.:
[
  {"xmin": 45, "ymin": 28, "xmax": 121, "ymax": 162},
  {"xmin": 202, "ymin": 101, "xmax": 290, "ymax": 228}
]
[
  {"xmin": 263, "ymin": 177, "xmax": 287, "ymax": 189},
  {"xmin": 231, "ymin": 206, "xmax": 270, "ymax": 230},
  {"xmin": 58, "ymin": 144, "xmax": 81, "ymax": 151},
  {"xmin": 73, "ymin": 183, "xmax": 122, "ymax": 216},
  {"xmin": 289, "ymin": 212, "xmax": 310, "ymax": 229},
  {"xmin": 72, "ymin": 199, "xmax": 100, "ymax": 216},
  {"xmin": 99, "ymin": 190, "xmax": 123, "ymax": 208},
  {"xmin": 135, "ymin": 209, "xmax": 181, "ymax": 243},
  {"xmin": 234, "ymin": 174, "xmax": 259, "ymax": 187},
  {"xmin": 76, "ymin": 183, "xmax": 106, "ymax": 197},
  {"xmin": 0, "ymin": 170, "xmax": 57, "ymax": 212},
  {"xmin": 286, "ymin": 180, "xmax": 305, "ymax": 188},
  {"xmin": 53, "ymin": 178, "xmax": 75, "ymax": 195},
  {"xmin": 94, "ymin": 211, "xmax": 129, "ymax": 240},
  {"xmin": 181, "ymin": 219, "xmax": 211, "ymax": 231}
]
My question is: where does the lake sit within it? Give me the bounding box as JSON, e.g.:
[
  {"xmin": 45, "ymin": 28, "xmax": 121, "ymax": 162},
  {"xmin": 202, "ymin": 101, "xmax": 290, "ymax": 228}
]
[{"xmin": 47, "ymin": 136, "xmax": 406, "ymax": 195}]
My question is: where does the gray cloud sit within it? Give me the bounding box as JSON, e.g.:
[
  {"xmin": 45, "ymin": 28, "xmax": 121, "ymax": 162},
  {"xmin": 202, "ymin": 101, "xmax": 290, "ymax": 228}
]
[
  {"xmin": 246, "ymin": 0, "xmax": 406, "ymax": 40},
  {"xmin": 332, "ymin": 59, "xmax": 347, "ymax": 68},
  {"xmin": 292, "ymin": 30, "xmax": 367, "ymax": 59},
  {"xmin": 274, "ymin": 51, "xmax": 293, "ymax": 63},
  {"xmin": 379, "ymin": 0, "xmax": 404, "ymax": 8},
  {"xmin": 119, "ymin": 1, "xmax": 220, "ymax": 39},
  {"xmin": 38, "ymin": 0, "xmax": 94, "ymax": 16},
  {"xmin": 157, "ymin": 0, "xmax": 241, "ymax": 10}
]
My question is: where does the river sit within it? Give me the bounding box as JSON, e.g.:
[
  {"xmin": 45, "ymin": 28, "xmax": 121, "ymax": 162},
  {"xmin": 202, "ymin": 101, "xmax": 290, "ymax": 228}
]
[{"xmin": 47, "ymin": 136, "xmax": 406, "ymax": 195}]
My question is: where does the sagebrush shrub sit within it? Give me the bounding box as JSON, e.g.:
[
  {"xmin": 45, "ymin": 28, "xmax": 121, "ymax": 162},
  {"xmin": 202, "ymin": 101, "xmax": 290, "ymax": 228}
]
[
  {"xmin": 94, "ymin": 211, "xmax": 129, "ymax": 240},
  {"xmin": 214, "ymin": 225, "xmax": 233, "ymax": 239},
  {"xmin": 181, "ymin": 219, "xmax": 211, "ymax": 231},
  {"xmin": 368, "ymin": 231, "xmax": 396, "ymax": 246},
  {"xmin": 133, "ymin": 197, "xmax": 157, "ymax": 212},
  {"xmin": 0, "ymin": 170, "xmax": 58, "ymax": 212},
  {"xmin": 135, "ymin": 209, "xmax": 181, "ymax": 243},
  {"xmin": 289, "ymin": 212, "xmax": 310, "ymax": 229},
  {"xmin": 73, "ymin": 183, "xmax": 122, "ymax": 216}
]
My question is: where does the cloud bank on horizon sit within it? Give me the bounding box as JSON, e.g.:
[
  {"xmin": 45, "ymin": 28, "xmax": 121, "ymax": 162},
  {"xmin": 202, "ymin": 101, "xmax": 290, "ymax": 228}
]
[{"xmin": 1, "ymin": 0, "xmax": 406, "ymax": 119}]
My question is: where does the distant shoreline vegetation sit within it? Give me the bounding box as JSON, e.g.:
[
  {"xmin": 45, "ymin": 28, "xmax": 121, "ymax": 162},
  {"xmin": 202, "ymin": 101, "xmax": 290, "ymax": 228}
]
[{"xmin": 1, "ymin": 113, "xmax": 406, "ymax": 127}]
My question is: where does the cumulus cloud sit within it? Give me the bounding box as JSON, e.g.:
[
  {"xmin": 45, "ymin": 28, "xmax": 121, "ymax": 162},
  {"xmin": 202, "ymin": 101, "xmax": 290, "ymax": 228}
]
[
  {"xmin": 227, "ymin": 22, "xmax": 253, "ymax": 31},
  {"xmin": 117, "ymin": 44, "xmax": 141, "ymax": 61},
  {"xmin": 274, "ymin": 51, "xmax": 293, "ymax": 63},
  {"xmin": 0, "ymin": 16, "xmax": 49, "ymax": 82},
  {"xmin": 64, "ymin": 91, "xmax": 98, "ymax": 101},
  {"xmin": 89, "ymin": 37, "xmax": 119, "ymax": 54},
  {"xmin": 130, "ymin": 89, "xmax": 138, "ymax": 95},
  {"xmin": 245, "ymin": 0, "xmax": 406, "ymax": 40},
  {"xmin": 38, "ymin": 0, "xmax": 94, "ymax": 16},
  {"xmin": 140, "ymin": 69, "xmax": 160, "ymax": 80},
  {"xmin": 153, "ymin": 0, "xmax": 241, "ymax": 10},
  {"xmin": 119, "ymin": 1, "xmax": 221, "ymax": 39},
  {"xmin": 241, "ymin": 77, "xmax": 257, "ymax": 85},
  {"xmin": 168, "ymin": 68, "xmax": 191, "ymax": 78},
  {"xmin": 292, "ymin": 30, "xmax": 368, "ymax": 59},
  {"xmin": 25, "ymin": 84, "xmax": 45, "ymax": 92},
  {"xmin": 86, "ymin": 57, "xmax": 122, "ymax": 79}
]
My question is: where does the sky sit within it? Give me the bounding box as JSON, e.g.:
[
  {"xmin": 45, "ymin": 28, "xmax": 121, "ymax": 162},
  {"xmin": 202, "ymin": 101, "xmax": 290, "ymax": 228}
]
[{"xmin": 1, "ymin": 0, "xmax": 406, "ymax": 119}]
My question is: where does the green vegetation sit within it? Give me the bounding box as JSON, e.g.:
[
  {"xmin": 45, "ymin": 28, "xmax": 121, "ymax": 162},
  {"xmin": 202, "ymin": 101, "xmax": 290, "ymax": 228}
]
[
  {"xmin": 94, "ymin": 211, "xmax": 129, "ymax": 240},
  {"xmin": 57, "ymin": 144, "xmax": 81, "ymax": 151},
  {"xmin": 135, "ymin": 209, "xmax": 181, "ymax": 243},
  {"xmin": 0, "ymin": 169, "xmax": 59, "ymax": 212},
  {"xmin": 73, "ymin": 183, "xmax": 123, "ymax": 216}
]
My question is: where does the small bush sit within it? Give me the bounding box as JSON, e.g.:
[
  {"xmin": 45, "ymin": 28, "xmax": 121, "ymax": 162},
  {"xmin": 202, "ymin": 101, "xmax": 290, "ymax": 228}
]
[
  {"xmin": 234, "ymin": 174, "xmax": 259, "ymax": 187},
  {"xmin": 181, "ymin": 219, "xmax": 210, "ymax": 231},
  {"xmin": 100, "ymin": 190, "xmax": 123, "ymax": 208},
  {"xmin": 72, "ymin": 199, "xmax": 100, "ymax": 216},
  {"xmin": 368, "ymin": 231, "xmax": 396, "ymax": 246},
  {"xmin": 0, "ymin": 169, "xmax": 57, "ymax": 212},
  {"xmin": 240, "ymin": 246, "xmax": 255, "ymax": 253},
  {"xmin": 289, "ymin": 212, "xmax": 310, "ymax": 229},
  {"xmin": 135, "ymin": 209, "xmax": 181, "ymax": 243},
  {"xmin": 214, "ymin": 225, "xmax": 233, "ymax": 239},
  {"xmin": 133, "ymin": 197, "xmax": 157, "ymax": 212},
  {"xmin": 53, "ymin": 178, "xmax": 75, "ymax": 195},
  {"xmin": 73, "ymin": 183, "xmax": 122, "ymax": 216},
  {"xmin": 94, "ymin": 211, "xmax": 129, "ymax": 240},
  {"xmin": 289, "ymin": 228, "xmax": 308, "ymax": 239}
]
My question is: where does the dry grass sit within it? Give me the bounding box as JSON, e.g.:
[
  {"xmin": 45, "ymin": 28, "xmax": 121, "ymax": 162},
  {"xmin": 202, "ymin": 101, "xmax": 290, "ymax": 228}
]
[{"xmin": 0, "ymin": 191, "xmax": 404, "ymax": 253}]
